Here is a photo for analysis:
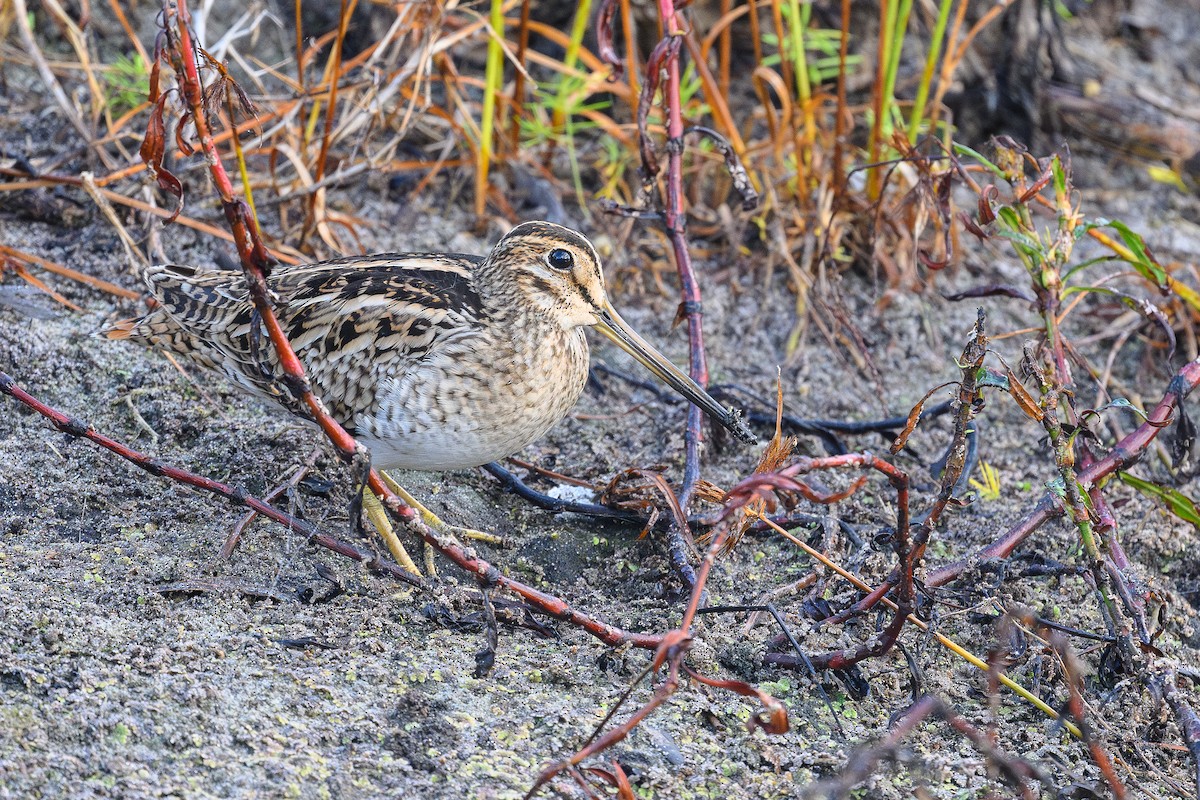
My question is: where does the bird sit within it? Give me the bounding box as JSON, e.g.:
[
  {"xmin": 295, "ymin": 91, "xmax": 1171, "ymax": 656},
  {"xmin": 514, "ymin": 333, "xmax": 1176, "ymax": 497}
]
[{"xmin": 108, "ymin": 221, "xmax": 755, "ymax": 573}]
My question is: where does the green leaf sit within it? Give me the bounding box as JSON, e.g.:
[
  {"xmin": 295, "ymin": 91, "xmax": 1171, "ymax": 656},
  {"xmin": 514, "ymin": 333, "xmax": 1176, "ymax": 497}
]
[
  {"xmin": 993, "ymin": 232, "xmax": 1045, "ymax": 270},
  {"xmin": 1119, "ymin": 473, "xmax": 1200, "ymax": 528},
  {"xmin": 1076, "ymin": 482, "xmax": 1094, "ymax": 510},
  {"xmin": 953, "ymin": 143, "xmax": 1005, "ymax": 179},
  {"xmin": 1045, "ymin": 476, "xmax": 1067, "ymax": 500},
  {"xmin": 974, "ymin": 367, "xmax": 1010, "ymax": 390},
  {"xmin": 995, "ymin": 206, "xmax": 1023, "ymax": 230},
  {"xmin": 1098, "ymin": 397, "xmax": 1149, "ymax": 421},
  {"xmin": 1106, "ymin": 219, "xmax": 1169, "ymax": 288},
  {"xmin": 1051, "ymin": 154, "xmax": 1067, "ymax": 196},
  {"xmin": 1061, "ymin": 255, "xmax": 1120, "ymax": 284}
]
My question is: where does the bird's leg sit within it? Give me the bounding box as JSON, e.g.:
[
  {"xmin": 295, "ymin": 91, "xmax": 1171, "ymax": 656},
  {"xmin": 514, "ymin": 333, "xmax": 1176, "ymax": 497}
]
[
  {"xmin": 349, "ymin": 449, "xmax": 423, "ymax": 576},
  {"xmin": 360, "ymin": 489, "xmax": 423, "ymax": 576},
  {"xmin": 424, "ymin": 533, "xmax": 438, "ymax": 577},
  {"xmin": 379, "ymin": 471, "xmax": 504, "ymax": 560}
]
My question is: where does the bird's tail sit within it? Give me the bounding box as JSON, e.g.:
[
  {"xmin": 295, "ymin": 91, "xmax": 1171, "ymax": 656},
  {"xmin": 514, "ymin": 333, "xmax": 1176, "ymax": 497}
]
[{"xmin": 103, "ymin": 316, "xmax": 140, "ymax": 340}]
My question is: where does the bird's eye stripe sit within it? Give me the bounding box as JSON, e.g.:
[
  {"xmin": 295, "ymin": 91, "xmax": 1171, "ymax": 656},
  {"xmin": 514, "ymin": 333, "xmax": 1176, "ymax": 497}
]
[{"xmin": 546, "ymin": 248, "xmax": 574, "ymax": 271}]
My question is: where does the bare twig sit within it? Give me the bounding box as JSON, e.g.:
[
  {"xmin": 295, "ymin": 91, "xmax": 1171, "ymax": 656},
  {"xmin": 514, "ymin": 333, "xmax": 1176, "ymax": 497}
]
[
  {"xmin": 0, "ymin": 371, "xmax": 424, "ymax": 590},
  {"xmin": 928, "ymin": 356, "xmax": 1200, "ymax": 588},
  {"xmin": 803, "ymin": 695, "xmax": 1044, "ymax": 799}
]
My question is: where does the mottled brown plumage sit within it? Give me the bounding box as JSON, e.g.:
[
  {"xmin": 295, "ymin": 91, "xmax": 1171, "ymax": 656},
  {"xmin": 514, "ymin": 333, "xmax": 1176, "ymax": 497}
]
[{"xmin": 109, "ymin": 221, "xmax": 753, "ymax": 471}]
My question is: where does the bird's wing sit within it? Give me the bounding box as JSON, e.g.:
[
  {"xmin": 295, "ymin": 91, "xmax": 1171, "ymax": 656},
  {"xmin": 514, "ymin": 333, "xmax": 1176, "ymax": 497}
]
[{"xmin": 118, "ymin": 254, "xmax": 487, "ymax": 427}]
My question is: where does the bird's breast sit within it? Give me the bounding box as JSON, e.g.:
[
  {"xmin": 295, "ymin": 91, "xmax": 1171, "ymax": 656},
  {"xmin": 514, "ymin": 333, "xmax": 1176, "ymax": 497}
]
[{"xmin": 359, "ymin": 324, "xmax": 591, "ymax": 470}]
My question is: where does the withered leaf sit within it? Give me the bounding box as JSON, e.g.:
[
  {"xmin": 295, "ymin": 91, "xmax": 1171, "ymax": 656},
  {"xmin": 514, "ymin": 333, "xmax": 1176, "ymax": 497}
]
[
  {"xmin": 891, "ymin": 382, "xmax": 954, "ymax": 453},
  {"xmin": 595, "ymin": 0, "xmax": 623, "ymax": 81},
  {"xmin": 943, "ymin": 284, "xmax": 1035, "ymax": 303},
  {"xmin": 1006, "ymin": 369, "xmax": 1044, "ymax": 421},
  {"xmin": 140, "ymin": 94, "xmax": 184, "ymax": 221}
]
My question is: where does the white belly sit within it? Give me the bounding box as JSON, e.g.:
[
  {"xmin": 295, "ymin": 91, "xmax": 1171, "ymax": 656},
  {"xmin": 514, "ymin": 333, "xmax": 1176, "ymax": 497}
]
[
  {"xmin": 358, "ymin": 418, "xmax": 562, "ymax": 470},
  {"xmin": 353, "ymin": 326, "xmax": 590, "ymax": 471}
]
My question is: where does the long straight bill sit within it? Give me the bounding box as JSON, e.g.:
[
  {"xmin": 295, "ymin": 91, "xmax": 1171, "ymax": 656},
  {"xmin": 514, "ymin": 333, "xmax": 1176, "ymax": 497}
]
[{"xmin": 594, "ymin": 305, "xmax": 756, "ymax": 444}]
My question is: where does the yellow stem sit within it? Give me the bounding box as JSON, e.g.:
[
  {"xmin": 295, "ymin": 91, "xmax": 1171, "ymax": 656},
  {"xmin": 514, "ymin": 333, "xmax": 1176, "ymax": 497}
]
[{"xmin": 755, "ymin": 512, "xmax": 1083, "ymax": 739}]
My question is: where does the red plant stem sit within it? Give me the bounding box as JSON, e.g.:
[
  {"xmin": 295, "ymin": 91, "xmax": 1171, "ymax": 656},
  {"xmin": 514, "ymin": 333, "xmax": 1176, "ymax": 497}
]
[
  {"xmin": 1056, "ymin": 633, "xmax": 1128, "ymax": 799},
  {"xmin": 171, "ymin": 9, "xmax": 252, "ymax": 262},
  {"xmin": 768, "ymin": 340, "xmax": 1190, "ymax": 652},
  {"xmin": 655, "ymin": 1, "xmax": 708, "ymax": 508},
  {"xmin": 509, "ymin": 0, "xmax": 532, "ymax": 155},
  {"xmin": 169, "ymin": 0, "xmax": 413, "ymax": 522},
  {"xmin": 820, "ymin": 316, "xmax": 986, "ymax": 629},
  {"xmin": 0, "ymin": 372, "xmax": 424, "ymax": 589},
  {"xmin": 749, "ymin": 453, "xmax": 914, "ymax": 671},
  {"xmin": 3, "ymin": 368, "xmax": 663, "ymax": 650},
  {"xmin": 150, "ymin": 0, "xmax": 666, "ymax": 651},
  {"xmin": 1151, "ymin": 668, "xmax": 1200, "ymax": 798},
  {"xmin": 836, "ymin": 356, "xmax": 1200, "ymax": 609},
  {"xmin": 530, "ymin": 659, "xmax": 684, "ymax": 797},
  {"xmin": 529, "ymin": 491, "xmax": 787, "ymax": 794},
  {"xmin": 927, "ymin": 355, "xmax": 1200, "ymax": 587},
  {"xmin": 312, "ymin": 0, "xmax": 350, "ymax": 188}
]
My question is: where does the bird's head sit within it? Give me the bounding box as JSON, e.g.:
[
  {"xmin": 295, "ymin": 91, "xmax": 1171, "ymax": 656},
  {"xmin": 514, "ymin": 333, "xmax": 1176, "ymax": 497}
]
[{"xmin": 491, "ymin": 221, "xmax": 756, "ymax": 445}]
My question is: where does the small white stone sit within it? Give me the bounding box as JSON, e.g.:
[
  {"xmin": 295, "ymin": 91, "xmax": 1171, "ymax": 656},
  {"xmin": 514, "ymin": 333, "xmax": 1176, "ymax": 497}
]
[{"xmin": 546, "ymin": 484, "xmax": 596, "ymax": 504}]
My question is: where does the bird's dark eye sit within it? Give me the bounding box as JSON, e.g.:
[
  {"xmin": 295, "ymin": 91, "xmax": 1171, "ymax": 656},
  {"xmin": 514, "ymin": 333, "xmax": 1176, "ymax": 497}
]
[{"xmin": 546, "ymin": 248, "xmax": 574, "ymax": 271}]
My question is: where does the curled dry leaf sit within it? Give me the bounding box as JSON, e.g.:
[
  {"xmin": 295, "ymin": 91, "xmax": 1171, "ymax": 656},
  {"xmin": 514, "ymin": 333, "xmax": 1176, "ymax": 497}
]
[
  {"xmin": 139, "ymin": 94, "xmax": 185, "ymax": 221},
  {"xmin": 599, "ymin": 467, "xmax": 688, "ymax": 541},
  {"xmin": 595, "ymin": 0, "xmax": 623, "ymax": 81},
  {"xmin": 959, "ymin": 211, "xmax": 989, "ymax": 240},
  {"xmin": 685, "ymin": 667, "xmax": 790, "ymax": 735},
  {"xmin": 1006, "ymin": 369, "xmax": 1045, "ymax": 422},
  {"xmin": 175, "ymin": 108, "xmax": 196, "ymax": 156},
  {"xmin": 919, "ymin": 250, "xmax": 949, "ymax": 270},
  {"xmin": 583, "ymin": 762, "xmax": 636, "ymax": 800},
  {"xmin": 891, "ymin": 382, "xmax": 955, "ymax": 453},
  {"xmin": 684, "ymin": 125, "xmax": 760, "ymax": 211},
  {"xmin": 699, "ymin": 377, "xmax": 795, "ymax": 554},
  {"xmin": 636, "ymin": 36, "xmax": 682, "ymax": 179},
  {"xmin": 977, "ymin": 184, "xmax": 999, "ymax": 225}
]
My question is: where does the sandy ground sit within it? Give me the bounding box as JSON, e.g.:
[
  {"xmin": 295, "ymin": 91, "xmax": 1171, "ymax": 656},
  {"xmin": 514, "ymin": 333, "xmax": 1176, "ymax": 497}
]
[{"xmin": 4, "ymin": 3, "xmax": 1200, "ymax": 799}]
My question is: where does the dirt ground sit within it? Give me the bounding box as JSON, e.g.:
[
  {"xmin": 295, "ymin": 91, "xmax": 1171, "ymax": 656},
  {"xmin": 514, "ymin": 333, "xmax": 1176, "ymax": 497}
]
[{"xmin": 3, "ymin": 2, "xmax": 1200, "ymax": 799}]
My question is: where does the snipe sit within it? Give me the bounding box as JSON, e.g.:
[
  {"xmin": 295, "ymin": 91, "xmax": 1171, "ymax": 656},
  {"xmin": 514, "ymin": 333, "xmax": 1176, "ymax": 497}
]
[{"xmin": 110, "ymin": 221, "xmax": 753, "ymax": 572}]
